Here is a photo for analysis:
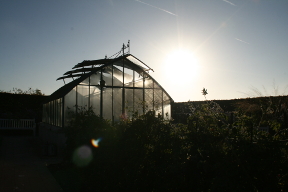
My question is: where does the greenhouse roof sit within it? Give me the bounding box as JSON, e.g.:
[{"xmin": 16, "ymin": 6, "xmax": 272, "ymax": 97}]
[
  {"xmin": 57, "ymin": 54, "xmax": 153, "ymax": 81},
  {"xmin": 47, "ymin": 54, "xmax": 173, "ymax": 103}
]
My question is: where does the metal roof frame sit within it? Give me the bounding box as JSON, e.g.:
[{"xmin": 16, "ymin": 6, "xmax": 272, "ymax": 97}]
[{"xmin": 46, "ymin": 54, "xmax": 173, "ymax": 103}]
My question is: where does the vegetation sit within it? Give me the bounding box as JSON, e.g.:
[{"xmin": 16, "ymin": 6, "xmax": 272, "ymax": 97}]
[
  {"xmin": 49, "ymin": 90, "xmax": 288, "ymax": 191},
  {"xmin": 0, "ymin": 88, "xmax": 47, "ymax": 119},
  {"xmin": 0, "ymin": 87, "xmax": 45, "ymax": 95}
]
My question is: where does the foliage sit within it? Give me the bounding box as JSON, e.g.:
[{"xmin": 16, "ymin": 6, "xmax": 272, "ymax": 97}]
[
  {"xmin": 0, "ymin": 88, "xmax": 46, "ymax": 119},
  {"xmin": 63, "ymin": 106, "xmax": 117, "ymax": 161},
  {"xmin": 51, "ymin": 95, "xmax": 288, "ymax": 191},
  {"xmin": 0, "ymin": 87, "xmax": 45, "ymax": 95},
  {"xmin": 201, "ymin": 87, "xmax": 208, "ymax": 100},
  {"xmin": 235, "ymin": 96, "xmax": 288, "ymax": 141}
]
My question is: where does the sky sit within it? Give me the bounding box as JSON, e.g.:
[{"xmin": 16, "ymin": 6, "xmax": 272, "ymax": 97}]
[{"xmin": 1, "ymin": 0, "xmax": 288, "ymax": 102}]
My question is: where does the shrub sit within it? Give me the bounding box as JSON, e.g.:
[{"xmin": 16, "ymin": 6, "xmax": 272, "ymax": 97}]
[{"xmin": 54, "ymin": 102, "xmax": 288, "ymax": 191}]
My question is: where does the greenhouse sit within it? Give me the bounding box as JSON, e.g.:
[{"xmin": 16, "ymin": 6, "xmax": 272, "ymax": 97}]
[{"xmin": 42, "ymin": 47, "xmax": 174, "ymax": 128}]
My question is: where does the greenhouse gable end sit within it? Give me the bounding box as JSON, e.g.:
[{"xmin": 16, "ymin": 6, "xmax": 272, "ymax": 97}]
[{"xmin": 42, "ymin": 54, "xmax": 174, "ymax": 127}]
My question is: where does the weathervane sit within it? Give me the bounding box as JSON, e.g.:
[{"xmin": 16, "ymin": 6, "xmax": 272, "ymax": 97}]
[
  {"xmin": 124, "ymin": 40, "xmax": 130, "ymax": 54},
  {"xmin": 106, "ymin": 40, "xmax": 130, "ymax": 59}
]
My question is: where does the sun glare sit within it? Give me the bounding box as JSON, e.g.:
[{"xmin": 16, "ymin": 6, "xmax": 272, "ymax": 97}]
[{"xmin": 163, "ymin": 49, "xmax": 200, "ymax": 85}]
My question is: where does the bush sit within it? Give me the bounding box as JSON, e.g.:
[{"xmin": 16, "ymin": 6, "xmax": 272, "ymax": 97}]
[{"xmin": 52, "ymin": 104, "xmax": 288, "ymax": 191}]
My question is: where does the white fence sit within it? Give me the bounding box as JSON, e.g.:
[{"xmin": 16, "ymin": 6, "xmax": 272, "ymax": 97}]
[{"xmin": 0, "ymin": 119, "xmax": 36, "ymax": 136}]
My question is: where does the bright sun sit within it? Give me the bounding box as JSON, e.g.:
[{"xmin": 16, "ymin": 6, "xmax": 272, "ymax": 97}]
[{"xmin": 163, "ymin": 49, "xmax": 200, "ymax": 84}]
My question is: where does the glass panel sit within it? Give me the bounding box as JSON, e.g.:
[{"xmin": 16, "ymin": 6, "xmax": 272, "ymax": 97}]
[
  {"xmin": 53, "ymin": 100, "xmax": 56, "ymax": 126},
  {"xmin": 134, "ymin": 71, "xmax": 143, "ymax": 88},
  {"xmin": 53, "ymin": 100, "xmax": 56, "ymax": 125},
  {"xmin": 50, "ymin": 101, "xmax": 53, "ymax": 125},
  {"xmin": 113, "ymin": 66, "xmax": 123, "ymax": 86},
  {"xmin": 134, "ymin": 89, "xmax": 143, "ymax": 116},
  {"xmin": 125, "ymin": 89, "xmax": 134, "ymax": 117},
  {"xmin": 90, "ymin": 86, "xmax": 100, "ymax": 116},
  {"xmin": 124, "ymin": 68, "xmax": 133, "ymax": 87},
  {"xmin": 103, "ymin": 68, "xmax": 113, "ymax": 86},
  {"xmin": 77, "ymin": 85, "xmax": 89, "ymax": 109},
  {"xmin": 57, "ymin": 98, "xmax": 62, "ymax": 127},
  {"xmin": 113, "ymin": 88, "xmax": 122, "ymax": 121},
  {"xmin": 64, "ymin": 87, "xmax": 76, "ymax": 124},
  {"xmin": 56, "ymin": 99, "xmax": 59, "ymax": 126},
  {"xmin": 79, "ymin": 77, "xmax": 89, "ymax": 85},
  {"xmin": 90, "ymin": 72, "xmax": 101, "ymax": 86},
  {"xmin": 163, "ymin": 92, "xmax": 170, "ymax": 104},
  {"xmin": 60, "ymin": 98, "xmax": 63, "ymax": 127},
  {"xmin": 103, "ymin": 88, "xmax": 112, "ymax": 120},
  {"xmin": 154, "ymin": 84, "xmax": 162, "ymax": 116},
  {"xmin": 163, "ymin": 104, "xmax": 171, "ymax": 120},
  {"xmin": 104, "ymin": 65, "xmax": 113, "ymax": 75},
  {"xmin": 163, "ymin": 92, "xmax": 171, "ymax": 119},
  {"xmin": 145, "ymin": 88, "xmax": 153, "ymax": 112},
  {"xmin": 55, "ymin": 99, "xmax": 58, "ymax": 126},
  {"xmin": 145, "ymin": 77, "xmax": 153, "ymax": 88}
]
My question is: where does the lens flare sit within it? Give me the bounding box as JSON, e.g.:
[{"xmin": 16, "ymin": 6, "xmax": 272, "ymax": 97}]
[
  {"xmin": 72, "ymin": 145, "xmax": 93, "ymax": 167},
  {"xmin": 91, "ymin": 138, "xmax": 102, "ymax": 148}
]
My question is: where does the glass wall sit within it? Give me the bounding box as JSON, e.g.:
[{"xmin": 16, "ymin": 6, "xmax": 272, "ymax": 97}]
[
  {"xmin": 42, "ymin": 98, "xmax": 62, "ymax": 127},
  {"xmin": 77, "ymin": 84, "xmax": 89, "ymax": 108}
]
